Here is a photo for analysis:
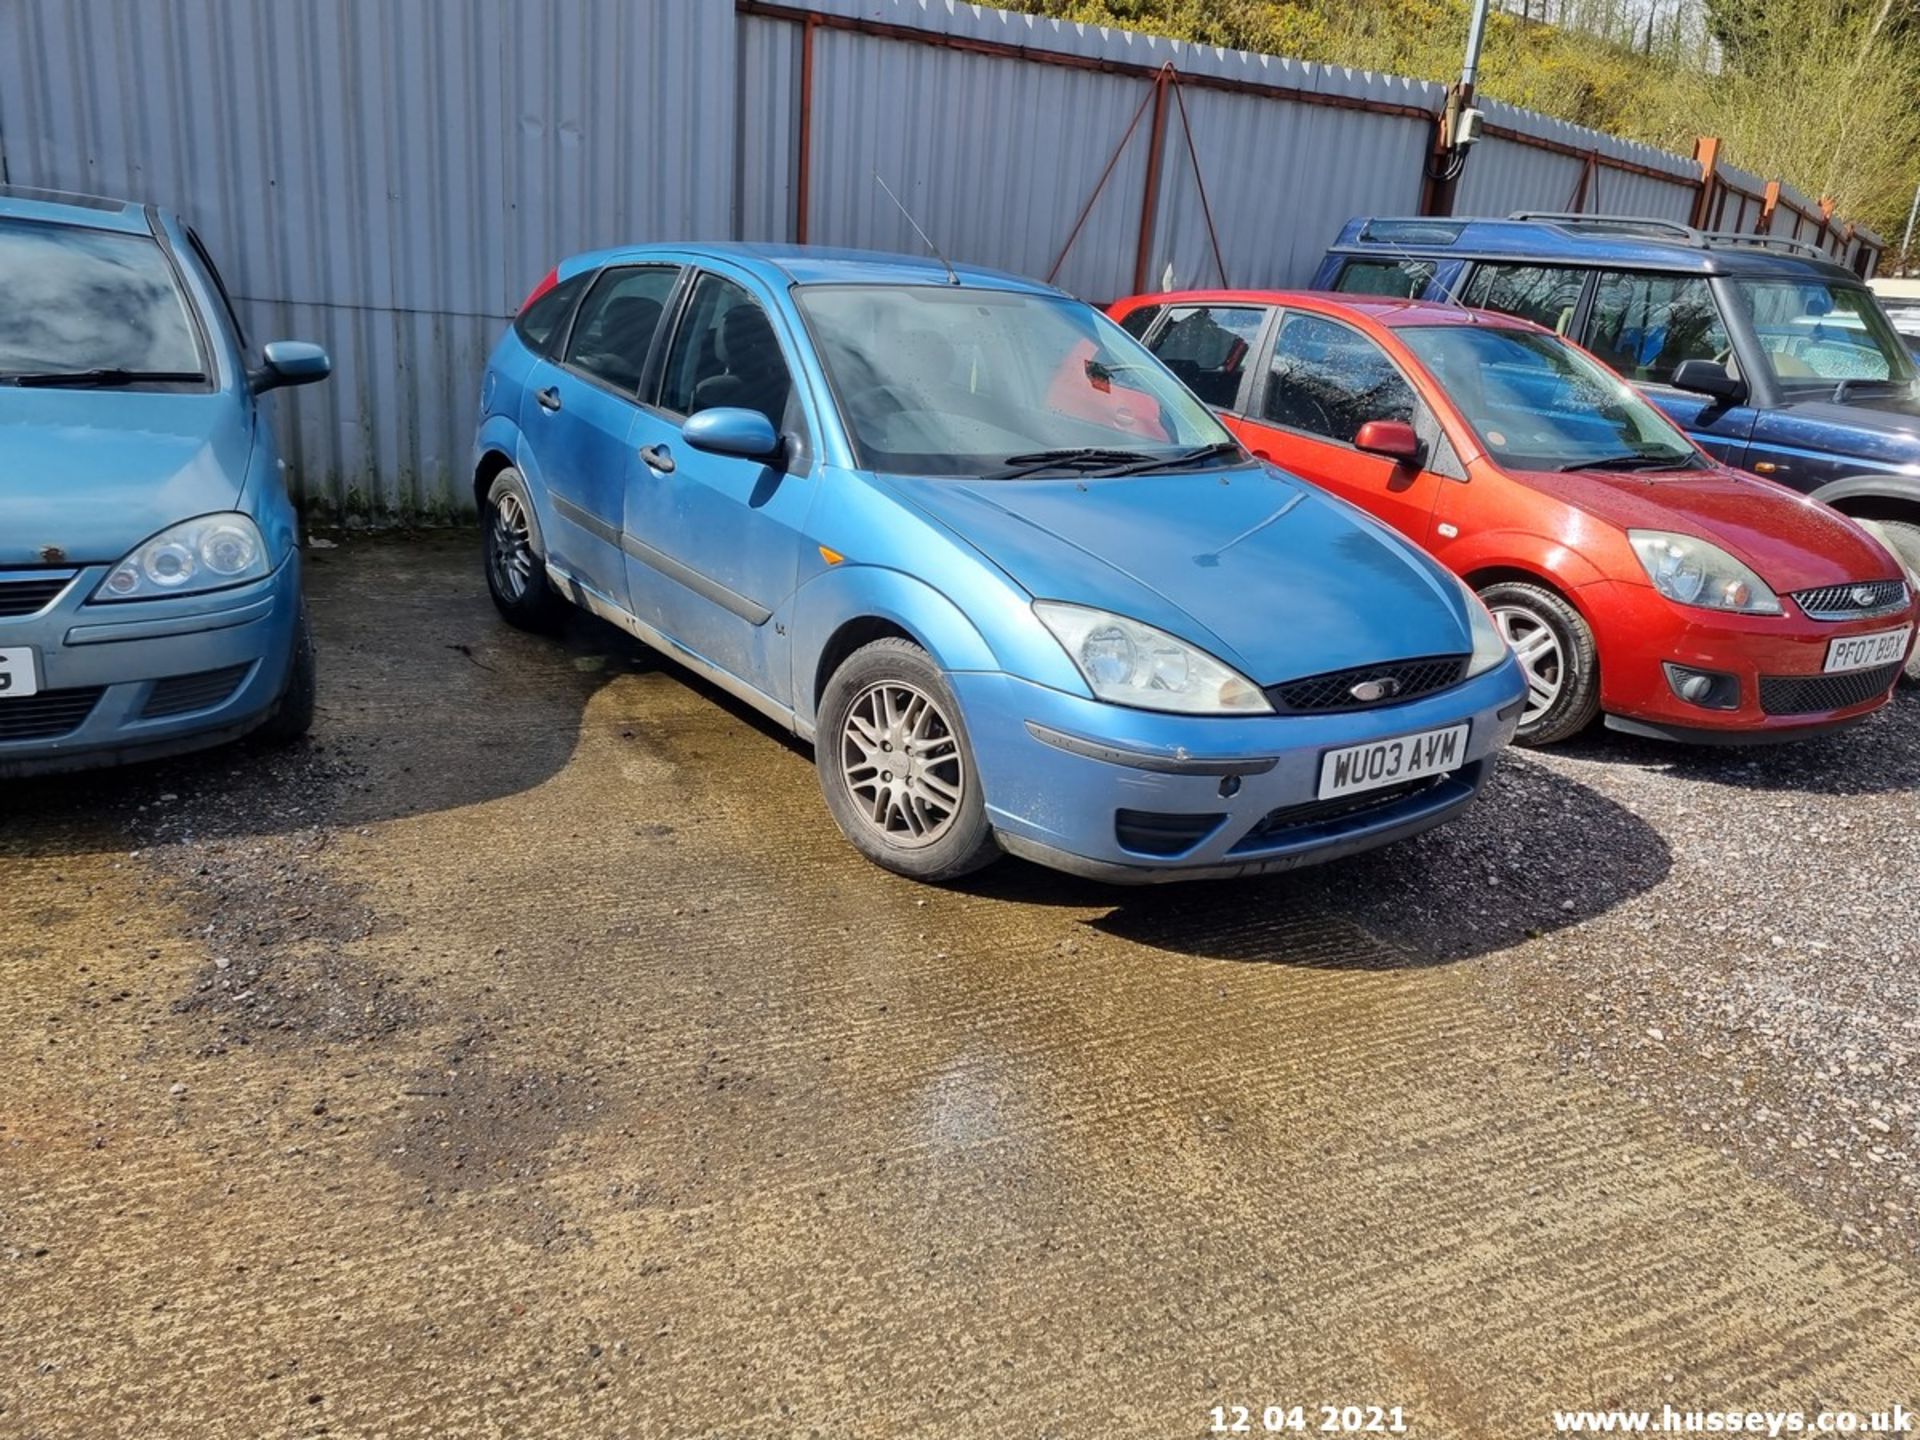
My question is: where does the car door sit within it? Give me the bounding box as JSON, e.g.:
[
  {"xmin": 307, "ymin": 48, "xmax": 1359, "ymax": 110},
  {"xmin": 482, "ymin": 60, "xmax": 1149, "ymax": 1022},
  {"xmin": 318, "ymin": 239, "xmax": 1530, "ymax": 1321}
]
[
  {"xmin": 522, "ymin": 264, "xmax": 680, "ymax": 603},
  {"xmin": 1579, "ymin": 269, "xmax": 1757, "ymax": 465},
  {"xmin": 624, "ymin": 270, "xmax": 814, "ymax": 707},
  {"xmin": 1232, "ymin": 309, "xmax": 1454, "ymax": 544}
]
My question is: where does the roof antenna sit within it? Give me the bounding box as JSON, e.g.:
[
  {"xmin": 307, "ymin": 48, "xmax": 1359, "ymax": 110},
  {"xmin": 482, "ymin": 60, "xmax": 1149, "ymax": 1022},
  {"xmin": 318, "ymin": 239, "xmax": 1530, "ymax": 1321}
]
[{"xmin": 874, "ymin": 172, "xmax": 960, "ymax": 286}]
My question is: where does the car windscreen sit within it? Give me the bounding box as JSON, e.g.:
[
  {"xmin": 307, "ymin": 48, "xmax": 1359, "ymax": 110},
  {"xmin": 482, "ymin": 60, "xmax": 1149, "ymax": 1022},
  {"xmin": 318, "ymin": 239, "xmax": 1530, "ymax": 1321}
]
[
  {"xmin": 1728, "ymin": 279, "xmax": 1917, "ymax": 389},
  {"xmin": 792, "ymin": 283, "xmax": 1236, "ymax": 477},
  {"xmin": 0, "ymin": 218, "xmax": 205, "ymax": 381},
  {"xmin": 1397, "ymin": 324, "xmax": 1699, "ymax": 472}
]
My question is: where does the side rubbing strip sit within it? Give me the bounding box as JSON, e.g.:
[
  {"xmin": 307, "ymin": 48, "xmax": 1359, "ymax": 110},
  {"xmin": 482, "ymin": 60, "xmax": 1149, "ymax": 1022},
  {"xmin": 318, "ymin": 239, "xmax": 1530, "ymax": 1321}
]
[{"xmin": 620, "ymin": 532, "xmax": 774, "ymax": 626}]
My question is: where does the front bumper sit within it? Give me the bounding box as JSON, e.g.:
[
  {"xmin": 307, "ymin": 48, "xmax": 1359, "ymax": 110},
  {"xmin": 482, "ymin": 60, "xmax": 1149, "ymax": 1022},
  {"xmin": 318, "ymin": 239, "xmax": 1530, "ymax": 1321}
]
[
  {"xmin": 0, "ymin": 556, "xmax": 301, "ymax": 778},
  {"xmin": 949, "ymin": 658, "xmax": 1526, "ymax": 883},
  {"xmin": 1583, "ymin": 579, "xmax": 1916, "ymax": 742}
]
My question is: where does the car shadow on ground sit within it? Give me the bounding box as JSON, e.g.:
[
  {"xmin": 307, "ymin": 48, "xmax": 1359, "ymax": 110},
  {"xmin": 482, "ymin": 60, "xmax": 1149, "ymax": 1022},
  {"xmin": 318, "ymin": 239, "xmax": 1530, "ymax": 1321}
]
[
  {"xmin": 0, "ymin": 536, "xmax": 644, "ymax": 857},
  {"xmin": 1551, "ymin": 686, "xmax": 1920, "ymax": 794},
  {"xmin": 4, "ymin": 533, "xmax": 1672, "ymax": 972},
  {"xmin": 961, "ymin": 752, "xmax": 1673, "ymax": 968}
]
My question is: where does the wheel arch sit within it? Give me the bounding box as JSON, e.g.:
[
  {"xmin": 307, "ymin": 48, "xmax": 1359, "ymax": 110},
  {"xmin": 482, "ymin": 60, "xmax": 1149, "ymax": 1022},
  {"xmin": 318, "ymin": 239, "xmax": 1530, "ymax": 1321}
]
[{"xmin": 1811, "ymin": 474, "xmax": 1920, "ymax": 528}]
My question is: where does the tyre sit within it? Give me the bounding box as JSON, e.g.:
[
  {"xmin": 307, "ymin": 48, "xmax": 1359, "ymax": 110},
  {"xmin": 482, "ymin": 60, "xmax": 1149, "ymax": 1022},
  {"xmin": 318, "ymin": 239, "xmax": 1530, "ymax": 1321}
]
[
  {"xmin": 815, "ymin": 637, "xmax": 1000, "ymax": 882},
  {"xmin": 1478, "ymin": 580, "xmax": 1601, "ymax": 746},
  {"xmin": 258, "ymin": 601, "xmax": 317, "ymax": 744},
  {"xmin": 1859, "ymin": 517, "xmax": 1920, "ymax": 682},
  {"xmin": 482, "ymin": 467, "xmax": 568, "ymax": 632}
]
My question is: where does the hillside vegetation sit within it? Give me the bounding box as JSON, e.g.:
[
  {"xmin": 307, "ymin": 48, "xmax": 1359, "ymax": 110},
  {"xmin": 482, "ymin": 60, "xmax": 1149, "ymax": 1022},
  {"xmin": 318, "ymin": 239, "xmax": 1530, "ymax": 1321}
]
[{"xmin": 1009, "ymin": 0, "xmax": 1920, "ymax": 243}]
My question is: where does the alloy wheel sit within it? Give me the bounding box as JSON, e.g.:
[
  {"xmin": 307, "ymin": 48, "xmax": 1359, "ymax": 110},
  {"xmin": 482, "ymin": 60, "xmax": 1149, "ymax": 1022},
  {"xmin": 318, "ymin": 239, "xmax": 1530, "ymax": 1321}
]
[
  {"xmin": 838, "ymin": 680, "xmax": 966, "ymax": 848},
  {"xmin": 488, "ymin": 491, "xmax": 534, "ymax": 602},
  {"xmin": 1491, "ymin": 605, "xmax": 1564, "ymax": 727}
]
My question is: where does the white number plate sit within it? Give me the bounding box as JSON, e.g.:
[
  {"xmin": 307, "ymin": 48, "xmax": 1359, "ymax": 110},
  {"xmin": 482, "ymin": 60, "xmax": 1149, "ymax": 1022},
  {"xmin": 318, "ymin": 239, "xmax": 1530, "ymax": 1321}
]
[
  {"xmin": 1824, "ymin": 625, "xmax": 1912, "ymax": 674},
  {"xmin": 1318, "ymin": 723, "xmax": 1468, "ymax": 801},
  {"xmin": 0, "ymin": 646, "xmax": 39, "ymax": 699}
]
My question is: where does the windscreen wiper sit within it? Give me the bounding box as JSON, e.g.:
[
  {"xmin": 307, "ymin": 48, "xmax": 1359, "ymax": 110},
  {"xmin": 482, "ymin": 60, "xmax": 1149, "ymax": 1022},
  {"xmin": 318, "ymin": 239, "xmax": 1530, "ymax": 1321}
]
[
  {"xmin": 987, "ymin": 447, "xmax": 1154, "ymax": 479},
  {"xmin": 1096, "ymin": 441, "xmax": 1245, "ymax": 477},
  {"xmin": 1562, "ymin": 451, "xmax": 1697, "ymax": 473},
  {"xmin": 6, "ymin": 368, "xmax": 205, "ymax": 388}
]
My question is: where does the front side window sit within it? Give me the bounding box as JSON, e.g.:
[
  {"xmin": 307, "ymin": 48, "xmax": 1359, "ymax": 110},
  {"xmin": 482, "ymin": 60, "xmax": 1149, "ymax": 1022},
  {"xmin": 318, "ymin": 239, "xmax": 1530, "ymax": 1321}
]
[
  {"xmin": 1729, "ymin": 279, "xmax": 1917, "ymax": 387},
  {"xmin": 1334, "ymin": 258, "xmax": 1436, "ymax": 299},
  {"xmin": 1261, "ymin": 311, "xmax": 1417, "ymax": 444},
  {"xmin": 1145, "ymin": 304, "xmax": 1266, "ymax": 410},
  {"xmin": 1460, "ymin": 262, "xmax": 1587, "ymax": 334},
  {"xmin": 565, "ymin": 266, "xmax": 678, "ymax": 393},
  {"xmin": 659, "ymin": 275, "xmax": 806, "ymax": 452},
  {"xmin": 0, "ymin": 218, "xmax": 203, "ymax": 380},
  {"xmin": 1584, "ymin": 272, "xmax": 1730, "ymax": 386},
  {"xmin": 1399, "ymin": 323, "xmax": 1699, "ymax": 472},
  {"xmin": 794, "ymin": 284, "xmax": 1234, "ymax": 477}
]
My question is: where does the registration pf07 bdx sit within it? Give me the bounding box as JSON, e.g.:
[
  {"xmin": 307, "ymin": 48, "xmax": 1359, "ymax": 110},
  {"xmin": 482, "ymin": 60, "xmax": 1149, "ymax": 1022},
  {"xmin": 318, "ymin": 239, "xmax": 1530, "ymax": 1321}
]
[{"xmin": 1318, "ymin": 723, "xmax": 1467, "ymax": 801}]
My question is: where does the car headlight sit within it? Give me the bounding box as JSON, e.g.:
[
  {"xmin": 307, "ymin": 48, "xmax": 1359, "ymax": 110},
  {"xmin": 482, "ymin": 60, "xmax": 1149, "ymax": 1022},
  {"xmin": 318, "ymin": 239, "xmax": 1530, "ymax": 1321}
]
[
  {"xmin": 1461, "ymin": 582, "xmax": 1510, "ymax": 677},
  {"xmin": 92, "ymin": 514, "xmax": 271, "ymax": 602},
  {"xmin": 1034, "ymin": 601, "xmax": 1272, "ymax": 714},
  {"xmin": 1628, "ymin": 530, "xmax": 1780, "ymax": 614}
]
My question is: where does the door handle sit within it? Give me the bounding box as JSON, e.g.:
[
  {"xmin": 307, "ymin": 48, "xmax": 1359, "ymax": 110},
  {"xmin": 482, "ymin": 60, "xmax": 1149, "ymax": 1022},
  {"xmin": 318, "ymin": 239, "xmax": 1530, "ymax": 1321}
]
[
  {"xmin": 1253, "ymin": 449, "xmax": 1273, "ymax": 462},
  {"xmin": 639, "ymin": 443, "xmax": 675, "ymax": 474},
  {"xmin": 535, "ymin": 386, "xmax": 562, "ymax": 412}
]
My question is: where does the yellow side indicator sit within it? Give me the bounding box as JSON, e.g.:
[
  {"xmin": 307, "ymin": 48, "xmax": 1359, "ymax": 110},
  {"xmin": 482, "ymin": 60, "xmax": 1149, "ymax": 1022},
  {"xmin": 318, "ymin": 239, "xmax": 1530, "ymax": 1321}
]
[
  {"xmin": 1753, "ymin": 461, "xmax": 1780, "ymax": 474},
  {"xmin": 818, "ymin": 545, "xmax": 845, "ymax": 566}
]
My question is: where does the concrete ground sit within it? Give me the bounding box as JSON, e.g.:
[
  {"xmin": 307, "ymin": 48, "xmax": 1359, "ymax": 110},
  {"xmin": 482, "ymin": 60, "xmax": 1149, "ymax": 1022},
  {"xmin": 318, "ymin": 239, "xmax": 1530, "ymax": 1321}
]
[{"xmin": 3, "ymin": 533, "xmax": 1918, "ymax": 1439}]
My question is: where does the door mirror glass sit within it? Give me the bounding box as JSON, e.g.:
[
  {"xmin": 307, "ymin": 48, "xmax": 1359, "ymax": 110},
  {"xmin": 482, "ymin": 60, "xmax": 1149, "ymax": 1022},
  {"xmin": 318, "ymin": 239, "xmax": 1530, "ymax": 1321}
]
[
  {"xmin": 1670, "ymin": 358, "xmax": 1747, "ymax": 404},
  {"xmin": 683, "ymin": 406, "xmax": 782, "ymax": 461},
  {"xmin": 1353, "ymin": 419, "xmax": 1425, "ymax": 464},
  {"xmin": 254, "ymin": 340, "xmax": 330, "ymax": 391}
]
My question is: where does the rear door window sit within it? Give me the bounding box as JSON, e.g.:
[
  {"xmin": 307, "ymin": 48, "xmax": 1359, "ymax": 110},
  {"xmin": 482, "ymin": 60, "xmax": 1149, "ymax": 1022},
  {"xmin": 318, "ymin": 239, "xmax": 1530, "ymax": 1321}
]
[
  {"xmin": 563, "ymin": 266, "xmax": 679, "ymax": 395},
  {"xmin": 1117, "ymin": 304, "xmax": 1161, "ymax": 340},
  {"xmin": 1460, "ymin": 263, "xmax": 1587, "ymax": 334},
  {"xmin": 1261, "ymin": 310, "xmax": 1418, "ymax": 444},
  {"xmin": 1144, "ymin": 304, "xmax": 1267, "ymax": 411},
  {"xmin": 1334, "ymin": 258, "xmax": 1437, "ymax": 299},
  {"xmin": 1584, "ymin": 272, "xmax": 1731, "ymax": 386},
  {"xmin": 514, "ymin": 271, "xmax": 590, "ymax": 356}
]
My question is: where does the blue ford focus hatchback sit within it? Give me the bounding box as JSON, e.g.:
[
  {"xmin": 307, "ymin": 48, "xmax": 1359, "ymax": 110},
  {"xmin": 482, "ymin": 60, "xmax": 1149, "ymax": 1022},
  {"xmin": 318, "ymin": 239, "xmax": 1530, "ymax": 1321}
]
[
  {"xmin": 0, "ymin": 189, "xmax": 329, "ymax": 777},
  {"xmin": 473, "ymin": 243, "xmax": 1525, "ymax": 882}
]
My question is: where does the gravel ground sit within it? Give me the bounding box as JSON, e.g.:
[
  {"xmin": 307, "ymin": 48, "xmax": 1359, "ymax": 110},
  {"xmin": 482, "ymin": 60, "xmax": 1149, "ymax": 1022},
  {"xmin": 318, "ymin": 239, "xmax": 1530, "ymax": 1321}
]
[{"xmin": 4, "ymin": 531, "xmax": 1918, "ymax": 1438}]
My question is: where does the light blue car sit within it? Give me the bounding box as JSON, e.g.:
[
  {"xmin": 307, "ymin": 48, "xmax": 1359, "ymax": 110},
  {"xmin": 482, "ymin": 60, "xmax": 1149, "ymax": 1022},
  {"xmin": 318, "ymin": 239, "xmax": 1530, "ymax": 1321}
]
[
  {"xmin": 0, "ymin": 188, "xmax": 330, "ymax": 776},
  {"xmin": 474, "ymin": 244, "xmax": 1526, "ymax": 882}
]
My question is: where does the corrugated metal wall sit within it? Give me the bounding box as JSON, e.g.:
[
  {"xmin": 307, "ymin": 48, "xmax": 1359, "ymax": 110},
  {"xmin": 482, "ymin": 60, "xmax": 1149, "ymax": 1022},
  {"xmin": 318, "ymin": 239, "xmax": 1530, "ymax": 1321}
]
[
  {"xmin": 0, "ymin": 0, "xmax": 736, "ymax": 521},
  {"xmin": 0, "ymin": 0, "xmax": 1867, "ymax": 520}
]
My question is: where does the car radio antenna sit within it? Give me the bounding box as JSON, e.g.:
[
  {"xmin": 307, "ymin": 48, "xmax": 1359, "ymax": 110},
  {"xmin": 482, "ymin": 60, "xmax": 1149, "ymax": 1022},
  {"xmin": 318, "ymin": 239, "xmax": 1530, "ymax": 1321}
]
[{"xmin": 874, "ymin": 172, "xmax": 960, "ymax": 286}]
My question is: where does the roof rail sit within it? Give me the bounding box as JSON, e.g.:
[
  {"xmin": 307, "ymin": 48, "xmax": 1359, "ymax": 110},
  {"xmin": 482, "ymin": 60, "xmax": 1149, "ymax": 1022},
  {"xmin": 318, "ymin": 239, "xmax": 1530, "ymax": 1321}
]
[
  {"xmin": 1698, "ymin": 229, "xmax": 1829, "ymax": 260},
  {"xmin": 1508, "ymin": 211, "xmax": 1699, "ymax": 239},
  {"xmin": 1509, "ymin": 210, "xmax": 1840, "ymax": 263}
]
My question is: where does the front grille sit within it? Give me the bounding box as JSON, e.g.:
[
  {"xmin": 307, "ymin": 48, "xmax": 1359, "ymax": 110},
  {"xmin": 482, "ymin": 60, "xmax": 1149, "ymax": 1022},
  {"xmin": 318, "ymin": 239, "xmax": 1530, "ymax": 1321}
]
[
  {"xmin": 1266, "ymin": 655, "xmax": 1468, "ymax": 714},
  {"xmin": 1758, "ymin": 663, "xmax": 1903, "ymax": 716},
  {"xmin": 1790, "ymin": 579, "xmax": 1909, "ymax": 621},
  {"xmin": 1231, "ymin": 774, "xmax": 1448, "ymax": 852},
  {"xmin": 0, "ymin": 571, "xmax": 77, "ymax": 618},
  {"xmin": 0, "ymin": 686, "xmax": 106, "ymax": 741},
  {"xmin": 141, "ymin": 663, "xmax": 252, "ymax": 719}
]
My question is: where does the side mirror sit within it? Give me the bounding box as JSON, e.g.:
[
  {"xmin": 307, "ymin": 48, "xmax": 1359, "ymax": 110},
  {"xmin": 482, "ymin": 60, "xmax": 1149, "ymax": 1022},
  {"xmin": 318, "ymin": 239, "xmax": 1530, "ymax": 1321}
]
[
  {"xmin": 1671, "ymin": 358, "xmax": 1746, "ymax": 405},
  {"xmin": 683, "ymin": 406, "xmax": 782, "ymax": 462},
  {"xmin": 1353, "ymin": 419, "xmax": 1426, "ymax": 466},
  {"xmin": 252, "ymin": 340, "xmax": 331, "ymax": 393}
]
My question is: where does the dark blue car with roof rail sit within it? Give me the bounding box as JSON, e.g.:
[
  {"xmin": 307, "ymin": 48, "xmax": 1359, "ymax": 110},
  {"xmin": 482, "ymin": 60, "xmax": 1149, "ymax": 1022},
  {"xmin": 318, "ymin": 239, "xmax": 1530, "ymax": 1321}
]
[{"xmin": 1313, "ymin": 213, "xmax": 1920, "ymax": 669}]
